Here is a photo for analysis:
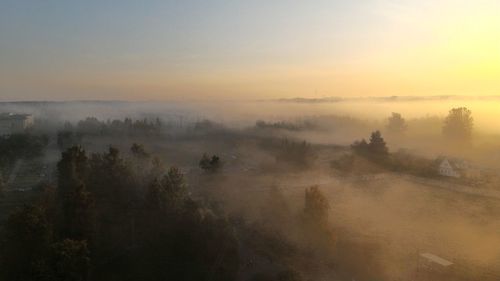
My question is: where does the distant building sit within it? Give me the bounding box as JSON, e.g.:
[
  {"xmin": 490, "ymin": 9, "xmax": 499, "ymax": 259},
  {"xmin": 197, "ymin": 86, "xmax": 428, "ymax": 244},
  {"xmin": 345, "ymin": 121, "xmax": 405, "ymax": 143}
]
[
  {"xmin": 417, "ymin": 252, "xmax": 455, "ymax": 280},
  {"xmin": 438, "ymin": 158, "xmax": 460, "ymax": 178},
  {"xmin": 0, "ymin": 113, "xmax": 34, "ymax": 135},
  {"xmin": 437, "ymin": 157, "xmax": 481, "ymax": 179}
]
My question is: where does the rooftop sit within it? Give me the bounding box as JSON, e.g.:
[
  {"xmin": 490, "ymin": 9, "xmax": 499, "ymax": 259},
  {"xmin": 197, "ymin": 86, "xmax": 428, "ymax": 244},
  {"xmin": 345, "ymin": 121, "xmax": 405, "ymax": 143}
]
[{"xmin": 420, "ymin": 253, "xmax": 453, "ymax": 267}]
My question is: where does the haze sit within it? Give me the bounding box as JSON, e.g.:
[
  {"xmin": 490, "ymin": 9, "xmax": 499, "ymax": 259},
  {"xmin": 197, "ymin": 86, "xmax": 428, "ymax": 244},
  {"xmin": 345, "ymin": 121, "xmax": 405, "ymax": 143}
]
[{"xmin": 2, "ymin": 2, "xmax": 500, "ymax": 281}]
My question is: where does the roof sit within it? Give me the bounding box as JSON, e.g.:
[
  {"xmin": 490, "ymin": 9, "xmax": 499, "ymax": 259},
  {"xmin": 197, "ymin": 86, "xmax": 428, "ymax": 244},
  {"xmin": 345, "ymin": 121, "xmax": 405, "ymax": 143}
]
[
  {"xmin": 420, "ymin": 253, "xmax": 453, "ymax": 267},
  {"xmin": 438, "ymin": 157, "xmax": 469, "ymax": 170}
]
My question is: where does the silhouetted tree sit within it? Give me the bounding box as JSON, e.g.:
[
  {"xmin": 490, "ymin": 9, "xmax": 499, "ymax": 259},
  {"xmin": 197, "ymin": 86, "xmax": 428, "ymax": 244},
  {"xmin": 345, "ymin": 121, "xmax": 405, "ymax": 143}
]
[
  {"xmin": 301, "ymin": 186, "xmax": 335, "ymax": 258},
  {"xmin": 1, "ymin": 204, "xmax": 52, "ymax": 280},
  {"xmin": 146, "ymin": 167, "xmax": 187, "ymax": 212},
  {"xmin": 0, "ymin": 134, "xmax": 48, "ymax": 167},
  {"xmin": 77, "ymin": 117, "xmax": 104, "ymax": 135},
  {"xmin": 57, "ymin": 146, "xmax": 91, "ymax": 239},
  {"xmin": 351, "ymin": 131, "xmax": 388, "ymax": 160},
  {"xmin": 148, "ymin": 156, "xmax": 165, "ymax": 182},
  {"xmin": 87, "ymin": 147, "xmax": 134, "ymax": 206},
  {"xmin": 57, "ymin": 146, "xmax": 88, "ymax": 197},
  {"xmin": 442, "ymin": 107, "xmax": 473, "ymax": 143},
  {"xmin": 199, "ymin": 153, "xmax": 222, "ymax": 173},
  {"xmin": 0, "ymin": 172, "xmax": 5, "ymax": 196},
  {"xmin": 275, "ymin": 139, "xmax": 316, "ymax": 168},
  {"xmin": 386, "ymin": 112, "xmax": 407, "ymax": 134},
  {"xmin": 303, "ymin": 186, "xmax": 329, "ymax": 227},
  {"xmin": 63, "ymin": 183, "xmax": 95, "ymax": 241},
  {"xmin": 47, "ymin": 239, "xmax": 90, "ymax": 281},
  {"xmin": 86, "ymin": 147, "xmax": 136, "ymax": 259},
  {"xmin": 351, "ymin": 139, "xmax": 369, "ymax": 155},
  {"xmin": 130, "ymin": 143, "xmax": 150, "ymax": 159},
  {"xmin": 368, "ymin": 130, "xmax": 389, "ymax": 158}
]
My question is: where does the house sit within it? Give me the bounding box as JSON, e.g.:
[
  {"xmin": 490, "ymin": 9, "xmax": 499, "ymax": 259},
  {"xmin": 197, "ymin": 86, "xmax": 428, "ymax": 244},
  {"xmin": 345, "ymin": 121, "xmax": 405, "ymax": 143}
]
[
  {"xmin": 420, "ymin": 252, "xmax": 453, "ymax": 267},
  {"xmin": 438, "ymin": 158, "xmax": 460, "ymax": 178},
  {"xmin": 437, "ymin": 157, "xmax": 481, "ymax": 179},
  {"xmin": 417, "ymin": 252, "xmax": 455, "ymax": 280},
  {"xmin": 0, "ymin": 113, "xmax": 34, "ymax": 135}
]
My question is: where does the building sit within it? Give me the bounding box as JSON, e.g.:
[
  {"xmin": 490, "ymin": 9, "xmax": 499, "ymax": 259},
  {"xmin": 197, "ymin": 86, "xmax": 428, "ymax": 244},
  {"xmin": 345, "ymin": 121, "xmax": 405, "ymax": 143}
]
[
  {"xmin": 0, "ymin": 113, "xmax": 34, "ymax": 135},
  {"xmin": 416, "ymin": 252, "xmax": 454, "ymax": 280},
  {"xmin": 437, "ymin": 157, "xmax": 481, "ymax": 179},
  {"xmin": 438, "ymin": 158, "xmax": 461, "ymax": 178}
]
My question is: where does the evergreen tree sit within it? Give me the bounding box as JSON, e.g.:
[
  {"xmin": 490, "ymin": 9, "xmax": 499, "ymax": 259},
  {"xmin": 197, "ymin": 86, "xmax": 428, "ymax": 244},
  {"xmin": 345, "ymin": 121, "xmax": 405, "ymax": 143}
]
[
  {"xmin": 1, "ymin": 205, "xmax": 52, "ymax": 280},
  {"xmin": 57, "ymin": 146, "xmax": 92, "ymax": 240},
  {"xmin": 63, "ymin": 183, "xmax": 95, "ymax": 241},
  {"xmin": 368, "ymin": 130, "xmax": 389, "ymax": 157},
  {"xmin": 146, "ymin": 167, "xmax": 187, "ymax": 212}
]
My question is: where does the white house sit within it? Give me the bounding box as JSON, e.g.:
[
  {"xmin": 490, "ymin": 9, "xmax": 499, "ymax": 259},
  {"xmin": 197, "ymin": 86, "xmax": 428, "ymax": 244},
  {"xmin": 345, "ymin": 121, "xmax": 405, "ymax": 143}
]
[
  {"xmin": 438, "ymin": 158, "xmax": 460, "ymax": 178},
  {"xmin": 437, "ymin": 157, "xmax": 482, "ymax": 179},
  {"xmin": 0, "ymin": 113, "xmax": 34, "ymax": 135}
]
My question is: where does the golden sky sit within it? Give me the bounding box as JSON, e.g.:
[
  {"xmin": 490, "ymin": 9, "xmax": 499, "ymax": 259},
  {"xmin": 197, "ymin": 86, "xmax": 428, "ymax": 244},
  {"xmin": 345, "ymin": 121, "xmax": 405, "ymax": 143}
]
[{"xmin": 0, "ymin": 0, "xmax": 499, "ymax": 101}]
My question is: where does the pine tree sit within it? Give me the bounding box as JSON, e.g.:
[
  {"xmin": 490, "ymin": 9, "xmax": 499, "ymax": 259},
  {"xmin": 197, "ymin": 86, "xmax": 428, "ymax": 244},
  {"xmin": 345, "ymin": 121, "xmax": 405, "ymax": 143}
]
[{"xmin": 369, "ymin": 130, "xmax": 389, "ymax": 158}]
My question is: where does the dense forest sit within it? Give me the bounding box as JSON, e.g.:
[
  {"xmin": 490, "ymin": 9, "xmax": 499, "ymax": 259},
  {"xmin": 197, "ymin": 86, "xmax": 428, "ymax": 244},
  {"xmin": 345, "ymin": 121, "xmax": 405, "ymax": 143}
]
[{"xmin": 0, "ymin": 143, "xmax": 335, "ymax": 281}]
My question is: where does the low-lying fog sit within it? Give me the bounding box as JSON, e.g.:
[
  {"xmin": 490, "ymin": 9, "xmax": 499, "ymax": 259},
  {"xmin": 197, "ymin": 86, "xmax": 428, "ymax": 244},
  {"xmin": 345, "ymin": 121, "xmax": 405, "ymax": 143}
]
[
  {"xmin": 1, "ymin": 96, "xmax": 500, "ymax": 280},
  {"xmin": 2, "ymin": 97, "xmax": 500, "ymax": 132}
]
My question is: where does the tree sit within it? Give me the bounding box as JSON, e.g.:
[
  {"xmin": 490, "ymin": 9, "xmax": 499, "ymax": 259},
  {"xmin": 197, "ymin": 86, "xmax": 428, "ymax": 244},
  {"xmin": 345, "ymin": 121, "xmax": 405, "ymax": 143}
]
[
  {"xmin": 0, "ymin": 134, "xmax": 49, "ymax": 168},
  {"xmin": 351, "ymin": 139, "xmax": 369, "ymax": 155},
  {"xmin": 303, "ymin": 186, "xmax": 329, "ymax": 226},
  {"xmin": 199, "ymin": 153, "xmax": 222, "ymax": 173},
  {"xmin": 48, "ymin": 239, "xmax": 90, "ymax": 281},
  {"xmin": 442, "ymin": 107, "xmax": 473, "ymax": 143},
  {"xmin": 0, "ymin": 171, "xmax": 5, "ymax": 196},
  {"xmin": 275, "ymin": 139, "xmax": 316, "ymax": 168},
  {"xmin": 130, "ymin": 143, "xmax": 149, "ymax": 159},
  {"xmin": 351, "ymin": 131, "xmax": 389, "ymax": 160},
  {"xmin": 386, "ymin": 112, "xmax": 407, "ymax": 134},
  {"xmin": 368, "ymin": 130, "xmax": 389, "ymax": 158},
  {"xmin": 146, "ymin": 167, "xmax": 187, "ymax": 211},
  {"xmin": 63, "ymin": 183, "xmax": 95, "ymax": 240},
  {"xmin": 57, "ymin": 146, "xmax": 88, "ymax": 197},
  {"xmin": 87, "ymin": 146, "xmax": 134, "ymax": 205},
  {"xmin": 86, "ymin": 147, "xmax": 135, "ymax": 258},
  {"xmin": 1, "ymin": 204, "xmax": 52, "ymax": 280},
  {"xmin": 57, "ymin": 146, "xmax": 92, "ymax": 240}
]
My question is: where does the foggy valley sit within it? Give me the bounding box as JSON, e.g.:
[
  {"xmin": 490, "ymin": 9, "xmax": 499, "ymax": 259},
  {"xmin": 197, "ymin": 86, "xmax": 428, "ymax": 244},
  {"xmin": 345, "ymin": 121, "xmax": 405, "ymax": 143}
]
[
  {"xmin": 1, "ymin": 98, "xmax": 500, "ymax": 280},
  {"xmin": 2, "ymin": 1, "xmax": 499, "ymax": 280}
]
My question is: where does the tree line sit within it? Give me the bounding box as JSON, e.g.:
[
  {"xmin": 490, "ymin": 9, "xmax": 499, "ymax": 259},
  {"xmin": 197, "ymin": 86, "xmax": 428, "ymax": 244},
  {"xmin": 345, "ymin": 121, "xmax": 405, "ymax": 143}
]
[{"xmin": 386, "ymin": 107, "xmax": 474, "ymax": 144}]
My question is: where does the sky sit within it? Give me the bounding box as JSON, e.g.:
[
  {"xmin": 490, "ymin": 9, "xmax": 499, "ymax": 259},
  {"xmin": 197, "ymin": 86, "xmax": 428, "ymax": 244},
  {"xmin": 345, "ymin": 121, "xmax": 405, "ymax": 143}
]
[{"xmin": 0, "ymin": 0, "xmax": 499, "ymax": 101}]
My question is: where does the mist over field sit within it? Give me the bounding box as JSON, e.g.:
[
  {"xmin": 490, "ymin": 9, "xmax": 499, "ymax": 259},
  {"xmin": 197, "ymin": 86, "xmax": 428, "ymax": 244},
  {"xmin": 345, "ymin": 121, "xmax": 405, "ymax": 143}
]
[
  {"xmin": 0, "ymin": 97, "xmax": 499, "ymax": 281},
  {"xmin": 1, "ymin": 0, "xmax": 499, "ymax": 280}
]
